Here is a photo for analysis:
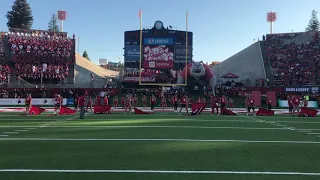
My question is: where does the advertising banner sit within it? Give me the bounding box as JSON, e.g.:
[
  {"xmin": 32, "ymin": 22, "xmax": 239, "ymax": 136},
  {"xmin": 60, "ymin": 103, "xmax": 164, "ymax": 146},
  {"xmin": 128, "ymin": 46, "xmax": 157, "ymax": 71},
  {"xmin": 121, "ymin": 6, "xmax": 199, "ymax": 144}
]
[
  {"xmin": 124, "ymin": 45, "xmax": 140, "ymax": 61},
  {"xmin": 123, "ymin": 77, "xmax": 156, "ymax": 83},
  {"xmin": 143, "ymin": 45, "xmax": 174, "ymax": 69},
  {"xmin": 285, "ymin": 87, "xmax": 319, "ymax": 93},
  {"xmin": 174, "ymin": 45, "xmax": 192, "ymax": 62},
  {"xmin": 144, "ymin": 38, "xmax": 174, "ymax": 45},
  {"xmin": 0, "ymin": 98, "xmax": 67, "ymax": 106},
  {"xmin": 278, "ymin": 100, "xmax": 318, "ymax": 108}
]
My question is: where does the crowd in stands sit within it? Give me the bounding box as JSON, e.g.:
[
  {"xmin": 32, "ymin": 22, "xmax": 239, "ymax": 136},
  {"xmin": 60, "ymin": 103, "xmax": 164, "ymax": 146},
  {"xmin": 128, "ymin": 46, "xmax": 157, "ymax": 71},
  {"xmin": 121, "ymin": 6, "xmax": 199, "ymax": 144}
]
[
  {"xmin": 264, "ymin": 32, "xmax": 320, "ymax": 86},
  {"xmin": 7, "ymin": 31, "xmax": 74, "ymax": 84},
  {"xmin": 0, "ymin": 39, "xmax": 10, "ymax": 83}
]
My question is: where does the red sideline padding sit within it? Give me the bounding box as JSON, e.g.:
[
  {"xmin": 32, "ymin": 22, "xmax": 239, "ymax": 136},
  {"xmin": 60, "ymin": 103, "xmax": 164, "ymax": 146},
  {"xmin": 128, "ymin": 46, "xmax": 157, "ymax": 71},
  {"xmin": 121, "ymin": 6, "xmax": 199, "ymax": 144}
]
[
  {"xmin": 221, "ymin": 108, "xmax": 236, "ymax": 115},
  {"xmin": 134, "ymin": 108, "xmax": 151, "ymax": 114},
  {"xmin": 59, "ymin": 106, "xmax": 77, "ymax": 115},
  {"xmin": 299, "ymin": 107, "xmax": 318, "ymax": 117},
  {"xmin": 256, "ymin": 108, "xmax": 275, "ymax": 116},
  {"xmin": 94, "ymin": 105, "xmax": 111, "ymax": 114},
  {"xmin": 29, "ymin": 106, "xmax": 46, "ymax": 115}
]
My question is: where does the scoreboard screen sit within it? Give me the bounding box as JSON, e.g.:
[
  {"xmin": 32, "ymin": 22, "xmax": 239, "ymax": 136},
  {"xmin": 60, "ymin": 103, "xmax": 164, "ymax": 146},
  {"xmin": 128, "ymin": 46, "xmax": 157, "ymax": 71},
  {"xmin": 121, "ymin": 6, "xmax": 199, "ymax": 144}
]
[{"xmin": 124, "ymin": 30, "xmax": 193, "ymax": 45}]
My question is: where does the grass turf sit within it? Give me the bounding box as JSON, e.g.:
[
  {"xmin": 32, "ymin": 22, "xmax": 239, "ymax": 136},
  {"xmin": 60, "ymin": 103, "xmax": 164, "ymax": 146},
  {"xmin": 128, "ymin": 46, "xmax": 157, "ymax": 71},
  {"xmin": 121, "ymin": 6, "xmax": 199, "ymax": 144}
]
[{"xmin": 0, "ymin": 112, "xmax": 319, "ymax": 180}]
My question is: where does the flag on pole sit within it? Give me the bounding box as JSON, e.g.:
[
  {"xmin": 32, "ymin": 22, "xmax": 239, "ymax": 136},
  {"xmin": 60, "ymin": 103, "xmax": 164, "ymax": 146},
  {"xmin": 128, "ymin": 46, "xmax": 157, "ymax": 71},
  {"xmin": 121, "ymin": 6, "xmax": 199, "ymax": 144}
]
[{"xmin": 138, "ymin": 10, "xmax": 142, "ymax": 18}]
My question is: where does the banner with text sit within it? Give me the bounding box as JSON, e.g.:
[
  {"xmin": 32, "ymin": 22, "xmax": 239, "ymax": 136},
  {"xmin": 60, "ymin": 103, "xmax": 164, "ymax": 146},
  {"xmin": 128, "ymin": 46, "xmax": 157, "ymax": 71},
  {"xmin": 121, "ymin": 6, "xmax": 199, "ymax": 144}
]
[
  {"xmin": 143, "ymin": 45, "xmax": 174, "ymax": 69},
  {"xmin": 174, "ymin": 45, "xmax": 193, "ymax": 62},
  {"xmin": 143, "ymin": 38, "xmax": 174, "ymax": 45},
  {"xmin": 285, "ymin": 87, "xmax": 320, "ymax": 93},
  {"xmin": 0, "ymin": 98, "xmax": 67, "ymax": 106},
  {"xmin": 124, "ymin": 45, "xmax": 140, "ymax": 62}
]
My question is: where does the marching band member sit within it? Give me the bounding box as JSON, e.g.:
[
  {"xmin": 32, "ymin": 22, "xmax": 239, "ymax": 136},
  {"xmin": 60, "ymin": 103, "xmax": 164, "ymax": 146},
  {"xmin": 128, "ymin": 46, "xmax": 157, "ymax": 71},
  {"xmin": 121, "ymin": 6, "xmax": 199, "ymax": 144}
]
[
  {"xmin": 142, "ymin": 95, "xmax": 147, "ymax": 109},
  {"xmin": 25, "ymin": 94, "xmax": 32, "ymax": 115}
]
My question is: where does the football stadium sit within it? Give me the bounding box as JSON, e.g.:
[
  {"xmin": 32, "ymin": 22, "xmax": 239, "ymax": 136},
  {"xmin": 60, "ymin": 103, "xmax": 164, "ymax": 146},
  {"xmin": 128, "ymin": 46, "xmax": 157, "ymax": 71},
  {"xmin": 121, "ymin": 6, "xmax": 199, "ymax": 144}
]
[{"xmin": 0, "ymin": 1, "xmax": 320, "ymax": 180}]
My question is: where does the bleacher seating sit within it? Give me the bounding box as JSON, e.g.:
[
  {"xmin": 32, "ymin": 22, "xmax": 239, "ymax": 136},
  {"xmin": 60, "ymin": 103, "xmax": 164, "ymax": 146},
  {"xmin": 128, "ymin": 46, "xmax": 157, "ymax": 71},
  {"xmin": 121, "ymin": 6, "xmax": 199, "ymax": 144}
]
[
  {"xmin": 264, "ymin": 32, "xmax": 320, "ymax": 86},
  {"xmin": 124, "ymin": 69, "xmax": 177, "ymax": 84},
  {"xmin": 0, "ymin": 39, "xmax": 10, "ymax": 83},
  {"xmin": 7, "ymin": 30, "xmax": 74, "ymax": 84}
]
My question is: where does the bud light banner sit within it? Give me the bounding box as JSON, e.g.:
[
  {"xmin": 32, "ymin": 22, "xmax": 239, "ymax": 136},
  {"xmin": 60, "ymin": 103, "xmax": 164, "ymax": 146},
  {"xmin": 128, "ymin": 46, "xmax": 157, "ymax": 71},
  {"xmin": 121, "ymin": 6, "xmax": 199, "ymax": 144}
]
[
  {"xmin": 124, "ymin": 45, "xmax": 140, "ymax": 62},
  {"xmin": 144, "ymin": 38, "xmax": 174, "ymax": 45},
  {"xmin": 174, "ymin": 45, "xmax": 193, "ymax": 62},
  {"xmin": 285, "ymin": 87, "xmax": 320, "ymax": 93},
  {"xmin": 143, "ymin": 45, "xmax": 174, "ymax": 69}
]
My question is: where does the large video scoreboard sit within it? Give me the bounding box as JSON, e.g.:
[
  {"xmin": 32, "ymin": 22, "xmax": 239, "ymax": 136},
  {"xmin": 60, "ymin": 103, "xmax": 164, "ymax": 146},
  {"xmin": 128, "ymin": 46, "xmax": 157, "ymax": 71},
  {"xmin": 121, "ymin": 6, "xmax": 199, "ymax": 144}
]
[{"xmin": 124, "ymin": 21, "xmax": 193, "ymax": 69}]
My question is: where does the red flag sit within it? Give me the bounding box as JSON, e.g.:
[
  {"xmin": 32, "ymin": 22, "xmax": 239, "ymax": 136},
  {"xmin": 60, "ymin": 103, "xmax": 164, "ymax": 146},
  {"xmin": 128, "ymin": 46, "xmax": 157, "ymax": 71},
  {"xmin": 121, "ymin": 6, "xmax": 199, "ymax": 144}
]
[
  {"xmin": 134, "ymin": 108, "xmax": 151, "ymax": 114},
  {"xmin": 189, "ymin": 103, "xmax": 206, "ymax": 116},
  {"xmin": 138, "ymin": 10, "xmax": 142, "ymax": 18},
  {"xmin": 29, "ymin": 106, "xmax": 46, "ymax": 115},
  {"xmin": 256, "ymin": 108, "xmax": 274, "ymax": 116},
  {"xmin": 221, "ymin": 108, "xmax": 236, "ymax": 116},
  {"xmin": 59, "ymin": 106, "xmax": 77, "ymax": 115},
  {"xmin": 94, "ymin": 105, "xmax": 112, "ymax": 114},
  {"xmin": 299, "ymin": 107, "xmax": 318, "ymax": 117}
]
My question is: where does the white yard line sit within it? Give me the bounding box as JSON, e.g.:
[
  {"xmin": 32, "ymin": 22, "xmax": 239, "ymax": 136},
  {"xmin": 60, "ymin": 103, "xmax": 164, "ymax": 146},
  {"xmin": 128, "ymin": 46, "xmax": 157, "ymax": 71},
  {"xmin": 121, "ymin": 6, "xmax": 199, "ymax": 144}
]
[
  {"xmin": 0, "ymin": 138, "xmax": 319, "ymax": 144},
  {"xmin": 0, "ymin": 169, "xmax": 319, "ymax": 175},
  {"xmin": 14, "ymin": 130, "xmax": 29, "ymax": 132},
  {"xmin": 0, "ymin": 126, "xmax": 289, "ymax": 130},
  {"xmin": 0, "ymin": 135, "xmax": 8, "ymax": 137},
  {"xmin": 3, "ymin": 132, "xmax": 19, "ymax": 134},
  {"xmin": 307, "ymin": 133, "xmax": 320, "ymax": 135}
]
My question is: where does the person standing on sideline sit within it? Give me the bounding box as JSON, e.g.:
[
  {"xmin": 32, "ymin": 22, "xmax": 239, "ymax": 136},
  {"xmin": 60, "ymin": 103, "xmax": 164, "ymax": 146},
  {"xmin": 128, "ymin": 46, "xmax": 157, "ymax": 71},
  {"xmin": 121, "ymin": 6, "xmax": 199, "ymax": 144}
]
[
  {"xmin": 267, "ymin": 97, "xmax": 272, "ymax": 110},
  {"xmin": 25, "ymin": 94, "xmax": 32, "ymax": 115},
  {"xmin": 78, "ymin": 93, "xmax": 86, "ymax": 119}
]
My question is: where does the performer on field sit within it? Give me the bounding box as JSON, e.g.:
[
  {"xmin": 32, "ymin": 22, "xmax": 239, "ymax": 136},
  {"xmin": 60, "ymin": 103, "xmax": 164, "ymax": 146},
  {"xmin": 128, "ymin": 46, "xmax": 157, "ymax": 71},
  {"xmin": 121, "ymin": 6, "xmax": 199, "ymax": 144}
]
[
  {"xmin": 173, "ymin": 95, "xmax": 178, "ymax": 111},
  {"xmin": 228, "ymin": 97, "xmax": 234, "ymax": 110},
  {"xmin": 121, "ymin": 95, "xmax": 125, "ymax": 109},
  {"xmin": 25, "ymin": 94, "xmax": 32, "ymax": 115},
  {"xmin": 210, "ymin": 95, "xmax": 219, "ymax": 115},
  {"xmin": 161, "ymin": 95, "xmax": 167, "ymax": 111},
  {"xmin": 246, "ymin": 96, "xmax": 256, "ymax": 116},
  {"xmin": 292, "ymin": 96, "xmax": 301, "ymax": 115},
  {"xmin": 220, "ymin": 95, "xmax": 226, "ymax": 115},
  {"xmin": 303, "ymin": 98, "xmax": 308, "ymax": 108},
  {"xmin": 113, "ymin": 95, "xmax": 118, "ymax": 109},
  {"xmin": 54, "ymin": 94, "xmax": 62, "ymax": 115},
  {"xmin": 288, "ymin": 96, "xmax": 293, "ymax": 114},
  {"xmin": 73, "ymin": 93, "xmax": 79, "ymax": 111},
  {"xmin": 197, "ymin": 96, "xmax": 202, "ymax": 104},
  {"xmin": 133, "ymin": 94, "xmax": 138, "ymax": 108},
  {"xmin": 179, "ymin": 95, "xmax": 189, "ymax": 115},
  {"xmin": 142, "ymin": 95, "xmax": 147, "ymax": 109},
  {"xmin": 150, "ymin": 95, "xmax": 156, "ymax": 111},
  {"xmin": 267, "ymin": 97, "xmax": 272, "ymax": 110},
  {"xmin": 124, "ymin": 94, "xmax": 132, "ymax": 114}
]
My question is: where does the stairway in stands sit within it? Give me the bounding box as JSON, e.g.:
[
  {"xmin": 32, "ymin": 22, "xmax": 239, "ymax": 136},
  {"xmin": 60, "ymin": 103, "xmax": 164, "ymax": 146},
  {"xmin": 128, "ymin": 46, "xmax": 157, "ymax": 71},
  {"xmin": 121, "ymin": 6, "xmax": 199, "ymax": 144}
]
[{"xmin": 259, "ymin": 41, "xmax": 274, "ymax": 86}]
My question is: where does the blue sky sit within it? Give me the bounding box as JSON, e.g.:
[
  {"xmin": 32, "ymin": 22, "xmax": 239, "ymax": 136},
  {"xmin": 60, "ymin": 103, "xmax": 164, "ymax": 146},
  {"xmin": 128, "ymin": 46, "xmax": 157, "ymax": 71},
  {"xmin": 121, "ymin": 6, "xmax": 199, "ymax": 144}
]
[{"xmin": 0, "ymin": 0, "xmax": 319, "ymax": 64}]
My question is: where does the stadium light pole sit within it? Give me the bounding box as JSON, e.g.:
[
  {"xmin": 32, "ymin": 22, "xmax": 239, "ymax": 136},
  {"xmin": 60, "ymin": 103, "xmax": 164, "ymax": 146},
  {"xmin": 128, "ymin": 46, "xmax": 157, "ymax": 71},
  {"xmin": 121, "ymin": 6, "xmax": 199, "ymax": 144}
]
[{"xmin": 267, "ymin": 12, "xmax": 277, "ymax": 34}]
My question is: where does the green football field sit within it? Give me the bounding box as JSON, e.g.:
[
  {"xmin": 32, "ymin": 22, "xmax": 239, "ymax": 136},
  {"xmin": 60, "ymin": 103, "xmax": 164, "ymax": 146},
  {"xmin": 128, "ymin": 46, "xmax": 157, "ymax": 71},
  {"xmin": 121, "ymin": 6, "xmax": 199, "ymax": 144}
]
[{"xmin": 0, "ymin": 112, "xmax": 320, "ymax": 180}]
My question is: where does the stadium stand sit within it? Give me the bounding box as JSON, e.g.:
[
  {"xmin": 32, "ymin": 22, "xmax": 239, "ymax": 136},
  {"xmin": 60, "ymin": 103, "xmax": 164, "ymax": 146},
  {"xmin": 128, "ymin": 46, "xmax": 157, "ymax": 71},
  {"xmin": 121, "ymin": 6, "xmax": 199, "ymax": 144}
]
[
  {"xmin": 7, "ymin": 30, "xmax": 73, "ymax": 85},
  {"xmin": 0, "ymin": 37, "xmax": 10, "ymax": 84},
  {"xmin": 263, "ymin": 32, "xmax": 320, "ymax": 86}
]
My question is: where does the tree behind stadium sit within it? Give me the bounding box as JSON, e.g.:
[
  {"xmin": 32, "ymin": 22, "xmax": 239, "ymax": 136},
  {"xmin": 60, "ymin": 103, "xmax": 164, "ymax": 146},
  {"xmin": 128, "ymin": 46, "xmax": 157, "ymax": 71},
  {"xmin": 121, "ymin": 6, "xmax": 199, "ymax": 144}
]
[
  {"xmin": 6, "ymin": 0, "xmax": 33, "ymax": 29},
  {"xmin": 48, "ymin": 14, "xmax": 60, "ymax": 32},
  {"xmin": 306, "ymin": 10, "xmax": 320, "ymax": 32},
  {"xmin": 82, "ymin": 51, "xmax": 91, "ymax": 61}
]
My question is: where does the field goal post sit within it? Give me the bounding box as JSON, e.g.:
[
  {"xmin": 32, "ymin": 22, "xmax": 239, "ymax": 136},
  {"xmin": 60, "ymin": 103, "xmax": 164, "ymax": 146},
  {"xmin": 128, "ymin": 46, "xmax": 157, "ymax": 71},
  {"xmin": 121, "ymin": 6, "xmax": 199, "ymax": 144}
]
[{"xmin": 138, "ymin": 10, "xmax": 189, "ymax": 88}]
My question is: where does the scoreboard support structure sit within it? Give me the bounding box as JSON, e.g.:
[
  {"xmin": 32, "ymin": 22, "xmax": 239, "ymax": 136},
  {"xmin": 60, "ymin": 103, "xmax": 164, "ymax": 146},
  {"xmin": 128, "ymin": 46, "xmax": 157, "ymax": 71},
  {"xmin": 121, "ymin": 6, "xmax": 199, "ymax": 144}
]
[{"xmin": 138, "ymin": 10, "xmax": 189, "ymax": 87}]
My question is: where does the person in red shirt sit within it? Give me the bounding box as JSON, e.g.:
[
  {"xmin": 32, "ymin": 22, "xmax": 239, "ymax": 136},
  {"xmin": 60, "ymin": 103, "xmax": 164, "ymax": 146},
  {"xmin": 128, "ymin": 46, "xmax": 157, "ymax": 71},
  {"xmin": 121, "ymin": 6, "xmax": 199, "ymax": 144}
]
[
  {"xmin": 54, "ymin": 94, "xmax": 62, "ymax": 115},
  {"xmin": 150, "ymin": 95, "xmax": 156, "ymax": 111},
  {"xmin": 173, "ymin": 95, "xmax": 178, "ymax": 111},
  {"xmin": 288, "ymin": 96, "xmax": 293, "ymax": 114},
  {"xmin": 78, "ymin": 94, "xmax": 86, "ymax": 119},
  {"xmin": 246, "ymin": 96, "xmax": 255, "ymax": 116},
  {"xmin": 161, "ymin": 96, "xmax": 167, "ymax": 111},
  {"xmin": 179, "ymin": 95, "xmax": 189, "ymax": 114},
  {"xmin": 292, "ymin": 96, "xmax": 301, "ymax": 114},
  {"xmin": 220, "ymin": 95, "xmax": 226, "ymax": 115},
  {"xmin": 25, "ymin": 94, "xmax": 32, "ymax": 115},
  {"xmin": 124, "ymin": 94, "xmax": 132, "ymax": 114},
  {"xmin": 121, "ymin": 95, "xmax": 125, "ymax": 109},
  {"xmin": 210, "ymin": 95, "xmax": 219, "ymax": 115},
  {"xmin": 303, "ymin": 98, "xmax": 308, "ymax": 108},
  {"xmin": 267, "ymin": 97, "xmax": 272, "ymax": 110},
  {"xmin": 142, "ymin": 95, "xmax": 147, "ymax": 109},
  {"xmin": 113, "ymin": 95, "xmax": 118, "ymax": 109},
  {"xmin": 228, "ymin": 97, "xmax": 234, "ymax": 110},
  {"xmin": 133, "ymin": 94, "xmax": 138, "ymax": 108}
]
